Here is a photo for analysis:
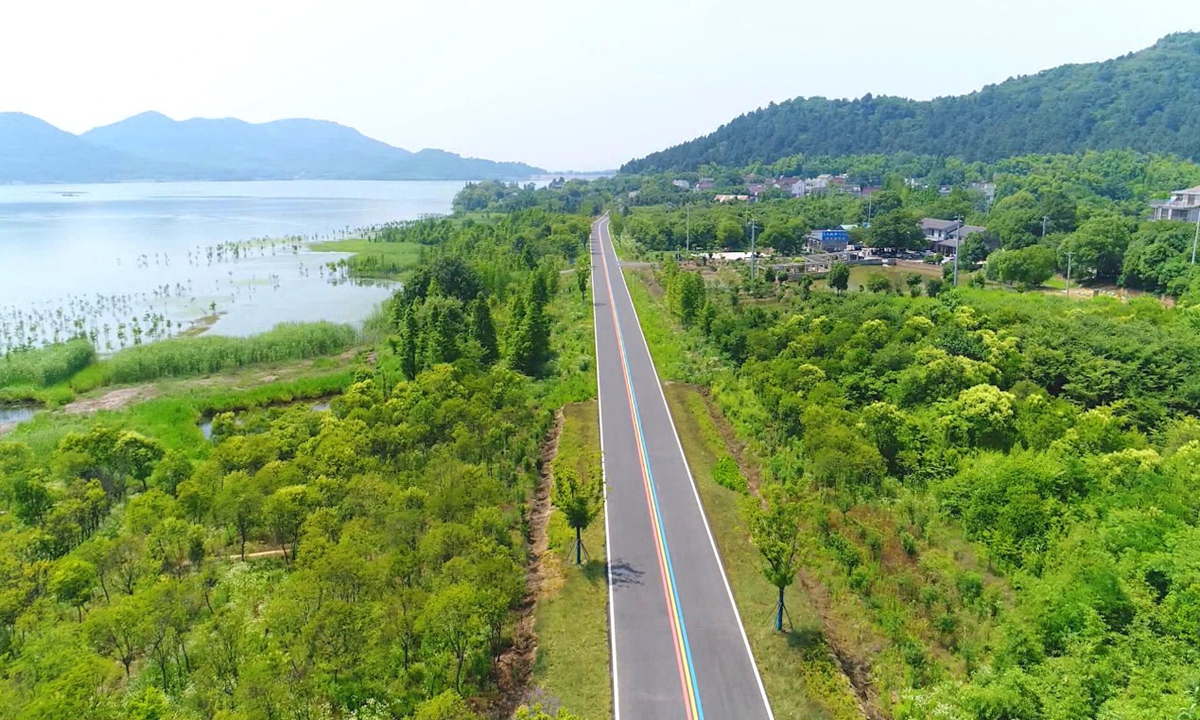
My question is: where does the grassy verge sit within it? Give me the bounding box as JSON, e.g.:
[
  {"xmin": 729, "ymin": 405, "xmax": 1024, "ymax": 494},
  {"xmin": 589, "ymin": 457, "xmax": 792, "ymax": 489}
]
[
  {"xmin": 663, "ymin": 384, "xmax": 861, "ymax": 720},
  {"xmin": 531, "ymin": 400, "xmax": 611, "ymax": 720}
]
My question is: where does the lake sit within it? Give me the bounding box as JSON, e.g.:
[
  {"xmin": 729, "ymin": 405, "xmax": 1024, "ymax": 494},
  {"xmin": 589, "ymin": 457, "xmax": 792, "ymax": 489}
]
[{"xmin": 0, "ymin": 180, "xmax": 466, "ymax": 353}]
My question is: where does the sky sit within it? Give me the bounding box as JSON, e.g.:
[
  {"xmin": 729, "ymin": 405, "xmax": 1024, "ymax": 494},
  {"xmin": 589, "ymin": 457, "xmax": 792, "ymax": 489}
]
[{"xmin": 3, "ymin": 0, "xmax": 1199, "ymax": 171}]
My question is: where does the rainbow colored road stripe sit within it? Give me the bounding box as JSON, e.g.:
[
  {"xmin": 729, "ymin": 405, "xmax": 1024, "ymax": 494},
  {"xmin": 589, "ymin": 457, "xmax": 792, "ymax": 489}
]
[{"xmin": 598, "ymin": 219, "xmax": 705, "ymax": 720}]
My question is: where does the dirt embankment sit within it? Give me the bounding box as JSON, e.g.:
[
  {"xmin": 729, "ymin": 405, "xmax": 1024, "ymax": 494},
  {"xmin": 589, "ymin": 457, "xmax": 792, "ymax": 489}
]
[{"xmin": 492, "ymin": 409, "xmax": 563, "ymax": 717}]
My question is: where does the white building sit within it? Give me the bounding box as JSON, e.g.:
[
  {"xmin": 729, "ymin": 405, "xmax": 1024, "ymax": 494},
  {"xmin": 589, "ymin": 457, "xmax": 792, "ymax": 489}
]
[{"xmin": 1152, "ymin": 186, "xmax": 1200, "ymax": 223}]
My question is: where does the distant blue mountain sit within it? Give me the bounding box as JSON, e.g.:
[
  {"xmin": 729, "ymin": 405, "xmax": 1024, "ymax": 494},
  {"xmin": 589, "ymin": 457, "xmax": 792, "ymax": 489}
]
[{"xmin": 0, "ymin": 111, "xmax": 542, "ymax": 183}]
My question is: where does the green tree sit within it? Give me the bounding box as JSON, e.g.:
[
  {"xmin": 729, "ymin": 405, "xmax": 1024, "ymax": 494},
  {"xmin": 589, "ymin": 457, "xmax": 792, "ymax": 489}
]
[
  {"xmin": 263, "ymin": 484, "xmax": 314, "ymax": 562},
  {"xmin": 115, "ymin": 432, "xmax": 166, "ymax": 493},
  {"xmin": 670, "ymin": 271, "xmax": 707, "ymax": 327},
  {"xmin": 419, "ymin": 583, "xmax": 483, "ymax": 692},
  {"xmin": 828, "ymin": 263, "xmax": 851, "ymax": 293},
  {"xmin": 866, "ymin": 273, "xmax": 893, "ymax": 294},
  {"xmin": 743, "ymin": 482, "xmax": 806, "ymax": 631},
  {"xmin": 468, "ymin": 296, "xmax": 499, "ymax": 365},
  {"xmin": 86, "ymin": 593, "xmax": 149, "ymax": 677},
  {"xmin": 905, "ymin": 272, "xmax": 924, "ymax": 297},
  {"xmin": 1061, "ymin": 214, "xmax": 1133, "ymax": 281},
  {"xmin": 50, "ymin": 557, "xmax": 97, "ymax": 622},
  {"xmin": 550, "ymin": 458, "xmax": 604, "ymax": 565},
  {"xmin": 991, "ymin": 246, "xmax": 1056, "ymax": 289},
  {"xmin": 215, "ymin": 471, "xmax": 262, "ymax": 561},
  {"xmin": 867, "ymin": 208, "xmax": 925, "ymax": 250}
]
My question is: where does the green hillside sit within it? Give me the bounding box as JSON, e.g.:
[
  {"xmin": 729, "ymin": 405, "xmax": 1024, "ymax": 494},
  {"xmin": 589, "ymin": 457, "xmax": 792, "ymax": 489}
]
[{"xmin": 623, "ymin": 33, "xmax": 1200, "ymax": 172}]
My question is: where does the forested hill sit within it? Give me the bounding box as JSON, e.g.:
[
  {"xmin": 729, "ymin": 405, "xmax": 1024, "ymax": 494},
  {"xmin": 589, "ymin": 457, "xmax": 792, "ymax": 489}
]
[{"xmin": 623, "ymin": 32, "xmax": 1200, "ymax": 172}]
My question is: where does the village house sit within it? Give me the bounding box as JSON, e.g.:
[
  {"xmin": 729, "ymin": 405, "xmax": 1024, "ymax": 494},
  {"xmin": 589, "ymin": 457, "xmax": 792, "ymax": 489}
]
[
  {"xmin": 1152, "ymin": 185, "xmax": 1200, "ymax": 223},
  {"xmin": 921, "ymin": 218, "xmax": 988, "ymax": 255}
]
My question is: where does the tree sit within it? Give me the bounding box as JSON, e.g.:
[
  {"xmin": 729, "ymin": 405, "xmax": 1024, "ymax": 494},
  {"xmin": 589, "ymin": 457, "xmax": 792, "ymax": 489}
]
[
  {"xmin": 399, "ymin": 304, "xmax": 419, "ymax": 380},
  {"xmin": 743, "ymin": 482, "xmax": 805, "ymax": 631},
  {"xmin": 1061, "ymin": 214, "xmax": 1133, "ymax": 281},
  {"xmin": 215, "ymin": 471, "xmax": 262, "ymax": 561},
  {"xmin": 149, "ymin": 451, "xmax": 192, "ymax": 495},
  {"xmin": 867, "ymin": 208, "xmax": 925, "ymax": 250},
  {"xmin": 669, "ymin": 271, "xmax": 707, "ymax": 327},
  {"xmin": 86, "ymin": 593, "xmax": 149, "ymax": 677},
  {"xmin": 991, "ymin": 246, "xmax": 1056, "ymax": 289},
  {"xmin": 10, "ymin": 470, "xmax": 54, "ymax": 525},
  {"xmin": 115, "ymin": 432, "xmax": 166, "ymax": 493},
  {"xmin": 263, "ymin": 484, "xmax": 314, "ymax": 562},
  {"xmin": 828, "ymin": 263, "xmax": 851, "ymax": 293},
  {"xmin": 960, "ymin": 233, "xmax": 991, "ymax": 266},
  {"xmin": 717, "ymin": 218, "xmax": 744, "ymax": 248},
  {"xmin": 925, "ymin": 277, "xmax": 945, "ymax": 297},
  {"xmin": 902, "ymin": 272, "xmax": 923, "ymax": 297},
  {"xmin": 148, "ymin": 517, "xmax": 205, "ymax": 577},
  {"xmin": 575, "ymin": 254, "xmax": 590, "ymax": 300},
  {"xmin": 550, "ymin": 458, "xmax": 604, "ymax": 565},
  {"xmin": 468, "ymin": 296, "xmax": 499, "ymax": 365},
  {"xmin": 866, "ymin": 273, "xmax": 893, "ymax": 294},
  {"xmin": 50, "ymin": 557, "xmax": 97, "ymax": 622},
  {"xmin": 419, "ymin": 583, "xmax": 483, "ymax": 692}
]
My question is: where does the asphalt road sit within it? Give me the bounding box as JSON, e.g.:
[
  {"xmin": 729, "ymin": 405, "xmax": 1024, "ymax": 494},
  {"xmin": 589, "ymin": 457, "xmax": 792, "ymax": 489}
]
[{"xmin": 592, "ymin": 216, "xmax": 774, "ymax": 720}]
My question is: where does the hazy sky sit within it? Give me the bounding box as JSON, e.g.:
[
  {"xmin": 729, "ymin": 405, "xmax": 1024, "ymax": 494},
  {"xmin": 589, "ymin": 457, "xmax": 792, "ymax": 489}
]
[{"xmin": 3, "ymin": 0, "xmax": 1198, "ymax": 171}]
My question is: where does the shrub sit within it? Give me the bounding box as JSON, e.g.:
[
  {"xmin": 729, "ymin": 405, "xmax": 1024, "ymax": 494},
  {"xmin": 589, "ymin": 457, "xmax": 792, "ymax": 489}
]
[{"xmin": 712, "ymin": 455, "xmax": 747, "ymax": 492}]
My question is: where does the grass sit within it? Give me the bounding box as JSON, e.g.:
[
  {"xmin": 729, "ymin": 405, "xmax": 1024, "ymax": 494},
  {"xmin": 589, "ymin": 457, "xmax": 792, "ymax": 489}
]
[
  {"xmin": 310, "ymin": 238, "xmax": 425, "ymax": 279},
  {"xmin": 5, "ymin": 356, "xmax": 358, "ymax": 457},
  {"xmin": 663, "ymin": 384, "xmax": 862, "ymax": 720},
  {"xmin": 621, "ymin": 270, "xmax": 687, "ymax": 381},
  {"xmin": 69, "ymin": 322, "xmax": 357, "ymax": 389},
  {"xmin": 0, "ymin": 339, "xmax": 95, "ymax": 389},
  {"xmin": 531, "ymin": 400, "xmax": 611, "ymax": 720}
]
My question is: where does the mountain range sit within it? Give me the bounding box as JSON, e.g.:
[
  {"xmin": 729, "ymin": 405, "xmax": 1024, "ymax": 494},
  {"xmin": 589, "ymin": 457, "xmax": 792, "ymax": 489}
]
[
  {"xmin": 623, "ymin": 32, "xmax": 1200, "ymax": 173},
  {"xmin": 0, "ymin": 111, "xmax": 543, "ymax": 183}
]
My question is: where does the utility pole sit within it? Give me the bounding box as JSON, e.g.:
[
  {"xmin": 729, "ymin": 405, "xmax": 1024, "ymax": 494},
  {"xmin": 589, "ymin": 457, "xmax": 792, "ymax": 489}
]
[
  {"xmin": 1065, "ymin": 250, "xmax": 1074, "ymax": 296},
  {"xmin": 747, "ymin": 219, "xmax": 759, "ymax": 280},
  {"xmin": 953, "ymin": 216, "xmax": 962, "ymax": 287},
  {"xmin": 1192, "ymin": 212, "xmax": 1200, "ymax": 264},
  {"xmin": 1042, "ymin": 215, "xmax": 1050, "ymax": 238}
]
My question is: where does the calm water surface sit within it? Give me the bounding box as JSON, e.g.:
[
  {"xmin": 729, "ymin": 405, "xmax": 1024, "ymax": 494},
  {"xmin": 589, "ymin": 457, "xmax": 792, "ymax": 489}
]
[{"xmin": 0, "ymin": 180, "xmax": 465, "ymax": 351}]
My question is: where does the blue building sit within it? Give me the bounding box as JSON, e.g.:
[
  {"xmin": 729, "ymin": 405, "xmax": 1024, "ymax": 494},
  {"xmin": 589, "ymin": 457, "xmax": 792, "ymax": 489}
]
[{"xmin": 807, "ymin": 228, "xmax": 850, "ymax": 252}]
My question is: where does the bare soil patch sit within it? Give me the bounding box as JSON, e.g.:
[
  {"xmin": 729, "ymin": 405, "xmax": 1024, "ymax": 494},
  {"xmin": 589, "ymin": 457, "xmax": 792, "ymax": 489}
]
[{"xmin": 64, "ymin": 386, "xmax": 156, "ymax": 414}]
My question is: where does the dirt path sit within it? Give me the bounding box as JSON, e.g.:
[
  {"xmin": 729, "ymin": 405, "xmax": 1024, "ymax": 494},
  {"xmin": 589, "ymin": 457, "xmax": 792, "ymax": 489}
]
[
  {"xmin": 64, "ymin": 386, "xmax": 156, "ymax": 414},
  {"xmin": 492, "ymin": 408, "xmax": 563, "ymax": 718}
]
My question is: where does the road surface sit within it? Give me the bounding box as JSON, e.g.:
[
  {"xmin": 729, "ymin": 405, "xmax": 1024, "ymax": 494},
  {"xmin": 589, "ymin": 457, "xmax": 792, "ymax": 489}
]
[{"xmin": 592, "ymin": 216, "xmax": 774, "ymax": 720}]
